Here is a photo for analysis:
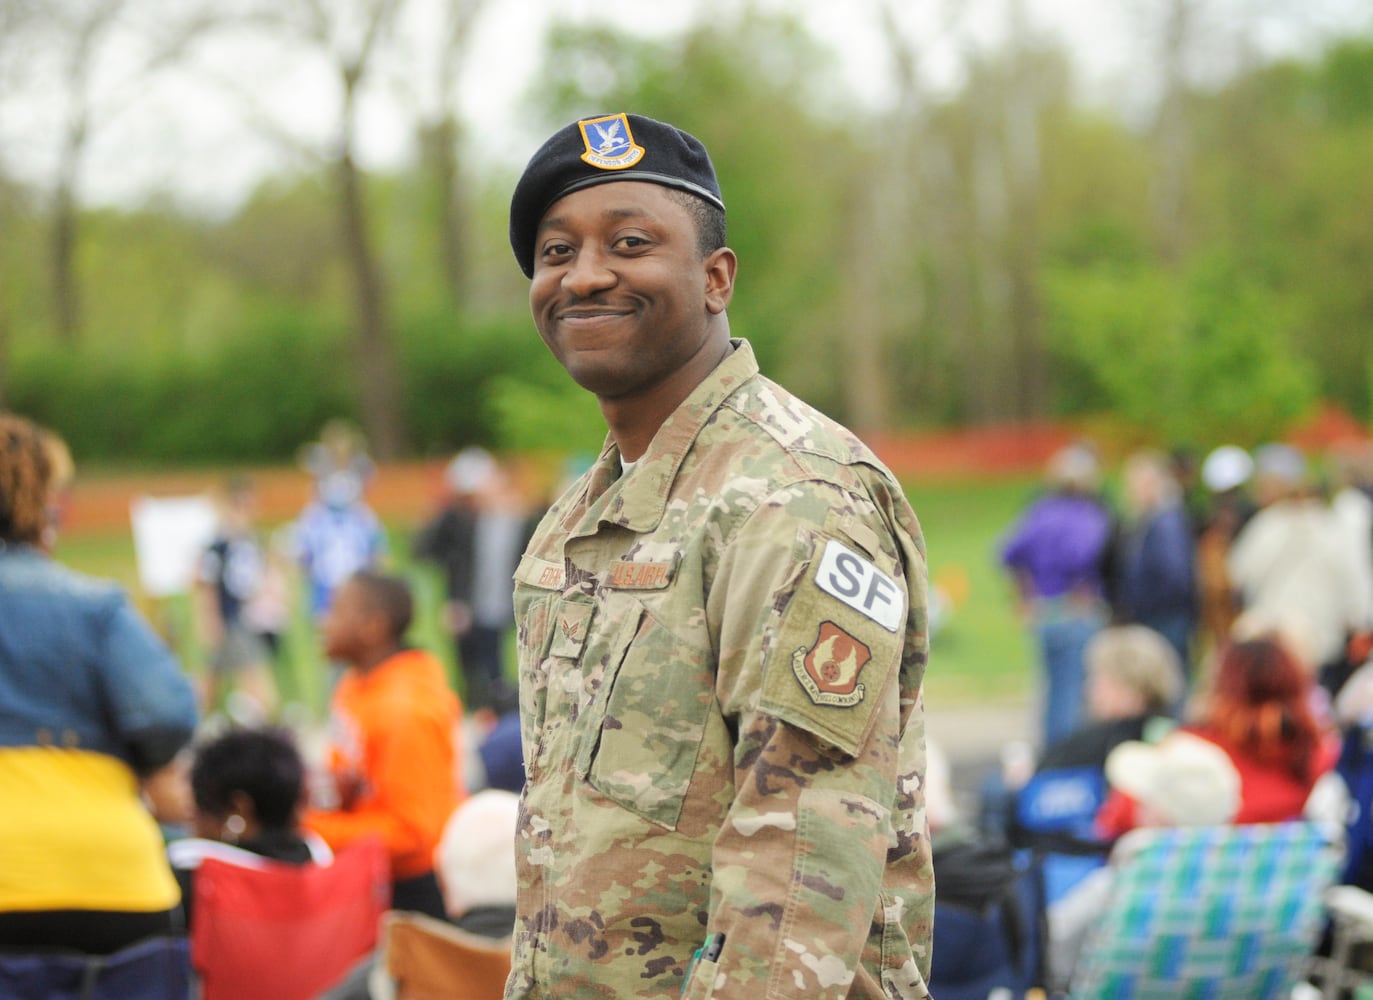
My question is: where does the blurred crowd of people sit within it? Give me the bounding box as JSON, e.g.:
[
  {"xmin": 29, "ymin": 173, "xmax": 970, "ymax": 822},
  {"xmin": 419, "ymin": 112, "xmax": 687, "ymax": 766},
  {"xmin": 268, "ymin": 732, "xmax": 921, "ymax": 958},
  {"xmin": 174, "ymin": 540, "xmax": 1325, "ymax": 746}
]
[
  {"xmin": 999, "ymin": 437, "xmax": 1373, "ymax": 746},
  {"xmin": 8, "ymin": 401, "xmax": 1373, "ymax": 996},
  {"xmin": 937, "ymin": 436, "xmax": 1373, "ymax": 994},
  {"xmin": 0, "ymin": 411, "xmax": 535, "ymax": 996}
]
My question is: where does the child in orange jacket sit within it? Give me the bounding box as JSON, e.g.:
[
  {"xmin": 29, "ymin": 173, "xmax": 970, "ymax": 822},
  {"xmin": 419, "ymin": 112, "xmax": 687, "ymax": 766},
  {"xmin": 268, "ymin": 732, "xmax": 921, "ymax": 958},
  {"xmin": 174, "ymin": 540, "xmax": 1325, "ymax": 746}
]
[{"xmin": 303, "ymin": 571, "xmax": 463, "ymax": 919}]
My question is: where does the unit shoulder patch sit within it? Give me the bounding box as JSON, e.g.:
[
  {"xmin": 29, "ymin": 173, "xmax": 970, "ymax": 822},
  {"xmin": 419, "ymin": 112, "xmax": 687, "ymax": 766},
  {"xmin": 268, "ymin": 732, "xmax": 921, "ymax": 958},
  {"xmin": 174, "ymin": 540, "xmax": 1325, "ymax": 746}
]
[{"xmin": 792, "ymin": 621, "xmax": 871, "ymax": 707}]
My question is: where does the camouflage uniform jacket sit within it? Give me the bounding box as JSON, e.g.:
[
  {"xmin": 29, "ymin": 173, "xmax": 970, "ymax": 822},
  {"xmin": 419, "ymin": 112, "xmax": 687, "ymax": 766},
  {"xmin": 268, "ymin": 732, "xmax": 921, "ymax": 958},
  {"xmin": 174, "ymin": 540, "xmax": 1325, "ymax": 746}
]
[{"xmin": 506, "ymin": 340, "xmax": 933, "ymax": 1000}]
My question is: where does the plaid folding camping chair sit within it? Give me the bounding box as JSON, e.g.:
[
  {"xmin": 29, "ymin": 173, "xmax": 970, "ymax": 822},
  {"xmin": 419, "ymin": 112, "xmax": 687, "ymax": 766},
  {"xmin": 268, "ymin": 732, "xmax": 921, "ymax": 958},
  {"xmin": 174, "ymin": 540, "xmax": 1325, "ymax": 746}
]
[{"xmin": 1067, "ymin": 821, "xmax": 1342, "ymax": 1000}]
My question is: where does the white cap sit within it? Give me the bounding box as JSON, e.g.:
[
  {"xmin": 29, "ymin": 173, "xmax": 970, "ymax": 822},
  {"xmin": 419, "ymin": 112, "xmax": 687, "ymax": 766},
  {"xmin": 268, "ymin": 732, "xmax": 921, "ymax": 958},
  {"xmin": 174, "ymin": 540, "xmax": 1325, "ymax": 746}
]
[
  {"xmin": 1201, "ymin": 445, "xmax": 1254, "ymax": 493},
  {"xmin": 1105, "ymin": 732, "xmax": 1241, "ymax": 827},
  {"xmin": 445, "ymin": 447, "xmax": 496, "ymax": 494},
  {"xmin": 434, "ymin": 789, "xmax": 519, "ymax": 916}
]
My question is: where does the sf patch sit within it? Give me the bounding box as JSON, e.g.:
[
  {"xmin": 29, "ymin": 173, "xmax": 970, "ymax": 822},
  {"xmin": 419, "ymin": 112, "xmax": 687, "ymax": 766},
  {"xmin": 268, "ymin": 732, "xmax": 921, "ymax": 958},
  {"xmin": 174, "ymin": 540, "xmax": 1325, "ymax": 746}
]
[
  {"xmin": 814, "ymin": 538, "xmax": 903, "ymax": 632},
  {"xmin": 793, "ymin": 621, "xmax": 871, "ymax": 707}
]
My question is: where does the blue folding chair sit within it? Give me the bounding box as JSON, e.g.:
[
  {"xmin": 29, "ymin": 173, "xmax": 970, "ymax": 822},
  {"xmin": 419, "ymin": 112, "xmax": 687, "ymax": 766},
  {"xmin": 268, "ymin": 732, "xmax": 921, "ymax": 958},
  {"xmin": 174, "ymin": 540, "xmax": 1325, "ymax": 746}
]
[
  {"xmin": 0, "ymin": 934, "xmax": 191, "ymax": 1000},
  {"xmin": 1011, "ymin": 765, "xmax": 1112, "ymax": 906}
]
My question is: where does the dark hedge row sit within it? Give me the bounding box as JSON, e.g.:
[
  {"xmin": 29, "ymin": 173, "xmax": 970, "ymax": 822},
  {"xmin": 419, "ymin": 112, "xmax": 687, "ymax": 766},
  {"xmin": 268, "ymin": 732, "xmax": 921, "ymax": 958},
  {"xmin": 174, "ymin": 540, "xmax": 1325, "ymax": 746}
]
[{"xmin": 4, "ymin": 309, "xmax": 554, "ymax": 465}]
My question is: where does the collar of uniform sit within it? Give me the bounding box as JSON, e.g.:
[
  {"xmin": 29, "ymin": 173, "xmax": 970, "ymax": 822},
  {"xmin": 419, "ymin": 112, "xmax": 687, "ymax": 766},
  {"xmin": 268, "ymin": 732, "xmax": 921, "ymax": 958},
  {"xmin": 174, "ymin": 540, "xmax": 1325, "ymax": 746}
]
[{"xmin": 609, "ymin": 338, "xmax": 758, "ymax": 531}]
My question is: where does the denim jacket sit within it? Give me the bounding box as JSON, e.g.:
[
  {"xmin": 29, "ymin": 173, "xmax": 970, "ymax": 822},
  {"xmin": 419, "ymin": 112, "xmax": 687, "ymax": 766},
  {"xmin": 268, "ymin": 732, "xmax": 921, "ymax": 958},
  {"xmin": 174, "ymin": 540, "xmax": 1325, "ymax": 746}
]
[{"xmin": 0, "ymin": 544, "xmax": 197, "ymax": 773}]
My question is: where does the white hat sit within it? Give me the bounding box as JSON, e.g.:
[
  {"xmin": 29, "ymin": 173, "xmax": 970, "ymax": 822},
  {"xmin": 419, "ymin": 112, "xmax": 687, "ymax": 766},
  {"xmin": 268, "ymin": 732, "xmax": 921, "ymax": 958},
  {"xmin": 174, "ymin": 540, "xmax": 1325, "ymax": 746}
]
[
  {"xmin": 1201, "ymin": 445, "xmax": 1253, "ymax": 493},
  {"xmin": 445, "ymin": 447, "xmax": 496, "ymax": 494},
  {"xmin": 1105, "ymin": 733, "xmax": 1241, "ymax": 827},
  {"xmin": 434, "ymin": 789, "xmax": 519, "ymax": 917}
]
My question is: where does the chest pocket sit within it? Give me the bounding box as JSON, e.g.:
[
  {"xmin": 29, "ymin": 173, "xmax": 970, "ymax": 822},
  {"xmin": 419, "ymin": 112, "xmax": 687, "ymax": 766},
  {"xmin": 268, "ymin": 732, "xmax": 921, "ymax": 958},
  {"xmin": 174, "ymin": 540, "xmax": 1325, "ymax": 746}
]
[{"xmin": 576, "ymin": 599, "xmax": 713, "ymax": 831}]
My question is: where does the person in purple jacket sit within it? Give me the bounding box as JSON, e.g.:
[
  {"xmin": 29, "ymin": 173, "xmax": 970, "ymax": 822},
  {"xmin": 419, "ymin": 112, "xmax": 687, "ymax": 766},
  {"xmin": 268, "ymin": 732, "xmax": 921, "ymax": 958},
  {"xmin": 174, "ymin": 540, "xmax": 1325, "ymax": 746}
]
[{"xmin": 1001, "ymin": 443, "xmax": 1116, "ymax": 747}]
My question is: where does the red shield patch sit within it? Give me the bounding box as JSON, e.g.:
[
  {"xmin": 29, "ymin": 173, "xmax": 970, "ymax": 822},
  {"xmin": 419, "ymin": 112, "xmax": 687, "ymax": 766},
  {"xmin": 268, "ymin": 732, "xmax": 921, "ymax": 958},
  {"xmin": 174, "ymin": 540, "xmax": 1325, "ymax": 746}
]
[{"xmin": 794, "ymin": 621, "xmax": 871, "ymax": 706}]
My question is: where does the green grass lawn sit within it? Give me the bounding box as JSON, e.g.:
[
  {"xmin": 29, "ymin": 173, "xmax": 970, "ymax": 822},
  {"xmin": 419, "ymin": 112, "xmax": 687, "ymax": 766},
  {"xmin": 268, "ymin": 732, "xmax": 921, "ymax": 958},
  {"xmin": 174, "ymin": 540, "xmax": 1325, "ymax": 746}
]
[
  {"xmin": 55, "ymin": 474, "xmax": 1041, "ymax": 719},
  {"xmin": 907, "ymin": 476, "xmax": 1038, "ymax": 707}
]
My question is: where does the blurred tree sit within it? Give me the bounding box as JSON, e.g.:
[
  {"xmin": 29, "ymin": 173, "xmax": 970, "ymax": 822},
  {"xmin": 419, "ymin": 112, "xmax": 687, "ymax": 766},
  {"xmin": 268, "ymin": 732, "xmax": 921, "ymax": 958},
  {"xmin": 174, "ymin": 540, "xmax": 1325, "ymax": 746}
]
[
  {"xmin": 1150, "ymin": 0, "xmax": 1197, "ymax": 265},
  {"xmin": 4, "ymin": 3, "xmax": 1373, "ymax": 463},
  {"xmin": 1195, "ymin": 36, "xmax": 1373, "ymax": 419},
  {"xmin": 46, "ymin": 0, "xmax": 127, "ymax": 346},
  {"xmin": 213, "ymin": 175, "xmax": 344, "ymax": 308},
  {"xmin": 1044, "ymin": 253, "xmax": 1316, "ymax": 446},
  {"xmin": 0, "ymin": 0, "xmax": 40, "ymax": 403},
  {"xmin": 915, "ymin": 36, "xmax": 1072, "ymax": 424},
  {"xmin": 405, "ymin": 0, "xmax": 487, "ymax": 310},
  {"xmin": 20, "ymin": 0, "xmax": 210, "ymax": 345},
  {"xmin": 214, "ymin": 0, "xmax": 410, "ymax": 459}
]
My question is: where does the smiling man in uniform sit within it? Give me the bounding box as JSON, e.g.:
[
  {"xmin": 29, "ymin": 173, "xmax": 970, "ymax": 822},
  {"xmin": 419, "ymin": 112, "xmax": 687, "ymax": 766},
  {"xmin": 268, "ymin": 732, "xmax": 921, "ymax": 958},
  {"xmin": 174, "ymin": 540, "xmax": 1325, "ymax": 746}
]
[{"xmin": 504, "ymin": 112, "xmax": 934, "ymax": 1000}]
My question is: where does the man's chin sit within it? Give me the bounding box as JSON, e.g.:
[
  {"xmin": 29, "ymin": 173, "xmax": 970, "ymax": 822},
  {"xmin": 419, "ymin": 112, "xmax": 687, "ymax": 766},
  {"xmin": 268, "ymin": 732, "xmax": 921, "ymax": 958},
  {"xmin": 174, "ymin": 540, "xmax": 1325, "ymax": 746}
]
[{"xmin": 564, "ymin": 362, "xmax": 632, "ymax": 400}]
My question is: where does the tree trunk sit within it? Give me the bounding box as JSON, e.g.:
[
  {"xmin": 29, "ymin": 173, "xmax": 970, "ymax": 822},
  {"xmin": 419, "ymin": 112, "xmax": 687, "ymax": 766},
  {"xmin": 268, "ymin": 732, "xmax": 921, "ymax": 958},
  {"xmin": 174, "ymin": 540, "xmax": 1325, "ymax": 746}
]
[
  {"xmin": 336, "ymin": 144, "xmax": 406, "ymax": 460},
  {"xmin": 1154, "ymin": 0, "xmax": 1192, "ymax": 265},
  {"xmin": 51, "ymin": 175, "xmax": 80, "ymax": 345},
  {"xmin": 841, "ymin": 164, "xmax": 891, "ymax": 431},
  {"xmin": 1003, "ymin": 5, "xmax": 1047, "ymax": 420},
  {"xmin": 422, "ymin": 116, "xmax": 466, "ymax": 307}
]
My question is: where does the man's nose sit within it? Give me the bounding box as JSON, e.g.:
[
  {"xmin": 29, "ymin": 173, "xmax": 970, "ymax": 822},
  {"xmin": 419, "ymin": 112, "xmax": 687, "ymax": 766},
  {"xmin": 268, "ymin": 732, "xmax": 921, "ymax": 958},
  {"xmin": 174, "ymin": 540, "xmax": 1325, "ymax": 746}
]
[{"xmin": 562, "ymin": 247, "xmax": 616, "ymax": 296}]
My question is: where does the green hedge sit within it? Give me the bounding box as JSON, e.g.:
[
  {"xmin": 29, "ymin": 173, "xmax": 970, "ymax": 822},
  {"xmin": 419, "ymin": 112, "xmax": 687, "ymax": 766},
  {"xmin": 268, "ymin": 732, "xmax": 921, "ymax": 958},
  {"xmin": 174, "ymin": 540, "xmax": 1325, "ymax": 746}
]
[{"xmin": 4, "ymin": 308, "xmax": 571, "ymax": 465}]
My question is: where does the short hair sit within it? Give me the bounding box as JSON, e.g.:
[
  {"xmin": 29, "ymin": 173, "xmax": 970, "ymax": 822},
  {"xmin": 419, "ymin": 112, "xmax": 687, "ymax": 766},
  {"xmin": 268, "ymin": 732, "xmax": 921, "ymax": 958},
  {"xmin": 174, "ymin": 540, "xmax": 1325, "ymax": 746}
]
[
  {"xmin": 0, "ymin": 413, "xmax": 55, "ymax": 545},
  {"xmin": 1085, "ymin": 625, "xmax": 1183, "ymax": 714},
  {"xmin": 190, "ymin": 726, "xmax": 304, "ymax": 831},
  {"xmin": 665, "ymin": 188, "xmax": 727, "ymax": 258},
  {"xmin": 350, "ymin": 570, "xmax": 414, "ymax": 641}
]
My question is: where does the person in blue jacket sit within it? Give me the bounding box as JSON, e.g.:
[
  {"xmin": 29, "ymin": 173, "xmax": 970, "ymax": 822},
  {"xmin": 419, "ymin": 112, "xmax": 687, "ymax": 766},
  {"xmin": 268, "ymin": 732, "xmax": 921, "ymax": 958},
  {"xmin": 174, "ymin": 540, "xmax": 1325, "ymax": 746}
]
[{"xmin": 0, "ymin": 412, "xmax": 198, "ymax": 955}]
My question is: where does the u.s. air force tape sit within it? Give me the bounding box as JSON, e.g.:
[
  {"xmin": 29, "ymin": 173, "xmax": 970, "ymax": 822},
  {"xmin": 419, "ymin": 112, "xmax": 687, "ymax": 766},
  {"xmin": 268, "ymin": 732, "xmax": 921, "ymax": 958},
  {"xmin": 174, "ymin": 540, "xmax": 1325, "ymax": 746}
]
[{"xmin": 813, "ymin": 538, "xmax": 904, "ymax": 633}]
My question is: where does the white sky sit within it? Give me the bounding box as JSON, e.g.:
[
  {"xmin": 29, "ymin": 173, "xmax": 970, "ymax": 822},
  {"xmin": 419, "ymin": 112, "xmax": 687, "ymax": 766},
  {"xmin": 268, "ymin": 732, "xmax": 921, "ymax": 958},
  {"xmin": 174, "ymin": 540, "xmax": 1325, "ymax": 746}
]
[{"xmin": 1, "ymin": 0, "xmax": 1369, "ymax": 215}]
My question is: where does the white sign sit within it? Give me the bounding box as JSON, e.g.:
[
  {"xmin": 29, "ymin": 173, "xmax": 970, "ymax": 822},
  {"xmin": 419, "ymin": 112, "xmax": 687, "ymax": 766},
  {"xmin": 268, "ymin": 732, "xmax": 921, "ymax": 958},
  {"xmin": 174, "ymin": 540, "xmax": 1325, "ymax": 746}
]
[{"xmin": 129, "ymin": 495, "xmax": 218, "ymax": 598}]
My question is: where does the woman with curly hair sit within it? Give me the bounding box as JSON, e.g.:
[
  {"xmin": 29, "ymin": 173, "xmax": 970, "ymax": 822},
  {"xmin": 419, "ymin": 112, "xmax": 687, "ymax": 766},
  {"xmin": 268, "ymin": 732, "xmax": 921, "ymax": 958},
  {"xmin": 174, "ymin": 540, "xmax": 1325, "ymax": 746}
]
[{"xmin": 0, "ymin": 412, "xmax": 198, "ymax": 954}]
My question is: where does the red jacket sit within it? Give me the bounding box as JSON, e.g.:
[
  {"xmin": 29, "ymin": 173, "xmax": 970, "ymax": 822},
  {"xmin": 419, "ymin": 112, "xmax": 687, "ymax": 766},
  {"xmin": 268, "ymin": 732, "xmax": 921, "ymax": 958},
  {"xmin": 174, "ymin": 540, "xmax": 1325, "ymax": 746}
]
[{"xmin": 1096, "ymin": 726, "xmax": 1339, "ymax": 838}]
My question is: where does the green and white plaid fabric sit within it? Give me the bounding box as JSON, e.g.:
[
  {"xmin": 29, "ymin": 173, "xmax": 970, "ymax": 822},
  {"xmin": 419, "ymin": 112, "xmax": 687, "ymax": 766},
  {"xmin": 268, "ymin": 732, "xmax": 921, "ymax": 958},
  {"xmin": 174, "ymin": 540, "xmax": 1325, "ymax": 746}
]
[{"xmin": 1071, "ymin": 822, "xmax": 1342, "ymax": 1000}]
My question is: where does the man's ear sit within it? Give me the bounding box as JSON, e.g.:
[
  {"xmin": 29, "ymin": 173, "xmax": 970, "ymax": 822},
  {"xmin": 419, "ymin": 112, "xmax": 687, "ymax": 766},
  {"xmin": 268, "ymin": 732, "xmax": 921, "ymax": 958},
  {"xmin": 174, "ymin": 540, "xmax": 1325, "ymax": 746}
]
[{"xmin": 703, "ymin": 247, "xmax": 737, "ymax": 315}]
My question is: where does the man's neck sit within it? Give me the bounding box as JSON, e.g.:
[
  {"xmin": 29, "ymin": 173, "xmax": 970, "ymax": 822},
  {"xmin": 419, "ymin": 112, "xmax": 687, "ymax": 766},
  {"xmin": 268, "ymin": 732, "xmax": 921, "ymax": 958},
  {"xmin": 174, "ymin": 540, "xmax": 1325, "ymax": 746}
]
[
  {"xmin": 354, "ymin": 644, "xmax": 402, "ymax": 675},
  {"xmin": 600, "ymin": 332, "xmax": 732, "ymax": 462}
]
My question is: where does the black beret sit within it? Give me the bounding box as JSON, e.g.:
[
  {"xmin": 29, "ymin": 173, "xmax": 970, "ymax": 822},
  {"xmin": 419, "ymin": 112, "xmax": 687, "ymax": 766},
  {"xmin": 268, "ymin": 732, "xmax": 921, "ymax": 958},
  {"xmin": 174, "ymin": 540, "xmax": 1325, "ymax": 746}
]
[{"xmin": 509, "ymin": 113, "xmax": 725, "ymax": 278}]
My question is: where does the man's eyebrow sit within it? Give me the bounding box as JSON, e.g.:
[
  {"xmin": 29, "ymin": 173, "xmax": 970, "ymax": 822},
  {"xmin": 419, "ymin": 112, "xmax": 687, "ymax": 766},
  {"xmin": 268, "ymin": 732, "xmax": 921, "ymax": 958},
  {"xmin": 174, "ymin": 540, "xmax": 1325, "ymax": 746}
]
[{"xmin": 537, "ymin": 206, "xmax": 654, "ymax": 234}]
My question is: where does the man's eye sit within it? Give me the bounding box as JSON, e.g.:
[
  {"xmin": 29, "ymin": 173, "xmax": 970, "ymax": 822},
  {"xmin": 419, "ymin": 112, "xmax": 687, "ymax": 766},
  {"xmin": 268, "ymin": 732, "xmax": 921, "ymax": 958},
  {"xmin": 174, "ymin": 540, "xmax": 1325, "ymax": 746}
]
[
  {"xmin": 542, "ymin": 243, "xmax": 573, "ymax": 259},
  {"xmin": 615, "ymin": 235, "xmax": 648, "ymax": 250}
]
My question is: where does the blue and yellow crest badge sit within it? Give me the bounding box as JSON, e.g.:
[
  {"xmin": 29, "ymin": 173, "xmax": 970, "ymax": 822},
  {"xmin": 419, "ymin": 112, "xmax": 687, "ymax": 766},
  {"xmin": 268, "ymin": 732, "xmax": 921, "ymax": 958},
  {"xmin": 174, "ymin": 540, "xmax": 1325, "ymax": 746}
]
[{"xmin": 577, "ymin": 114, "xmax": 645, "ymax": 170}]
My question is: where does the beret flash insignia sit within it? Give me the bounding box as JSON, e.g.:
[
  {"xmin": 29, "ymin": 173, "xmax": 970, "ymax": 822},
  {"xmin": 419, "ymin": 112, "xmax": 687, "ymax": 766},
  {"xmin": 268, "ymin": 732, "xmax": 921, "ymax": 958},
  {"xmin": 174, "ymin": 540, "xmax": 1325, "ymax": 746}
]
[{"xmin": 578, "ymin": 113, "xmax": 645, "ymax": 170}]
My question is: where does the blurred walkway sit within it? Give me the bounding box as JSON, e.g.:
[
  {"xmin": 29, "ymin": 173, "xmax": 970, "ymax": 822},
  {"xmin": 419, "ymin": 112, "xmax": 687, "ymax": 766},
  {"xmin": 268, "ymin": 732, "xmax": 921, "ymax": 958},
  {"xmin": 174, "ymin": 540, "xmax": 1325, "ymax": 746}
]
[{"xmin": 928, "ymin": 698, "xmax": 1034, "ymax": 826}]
